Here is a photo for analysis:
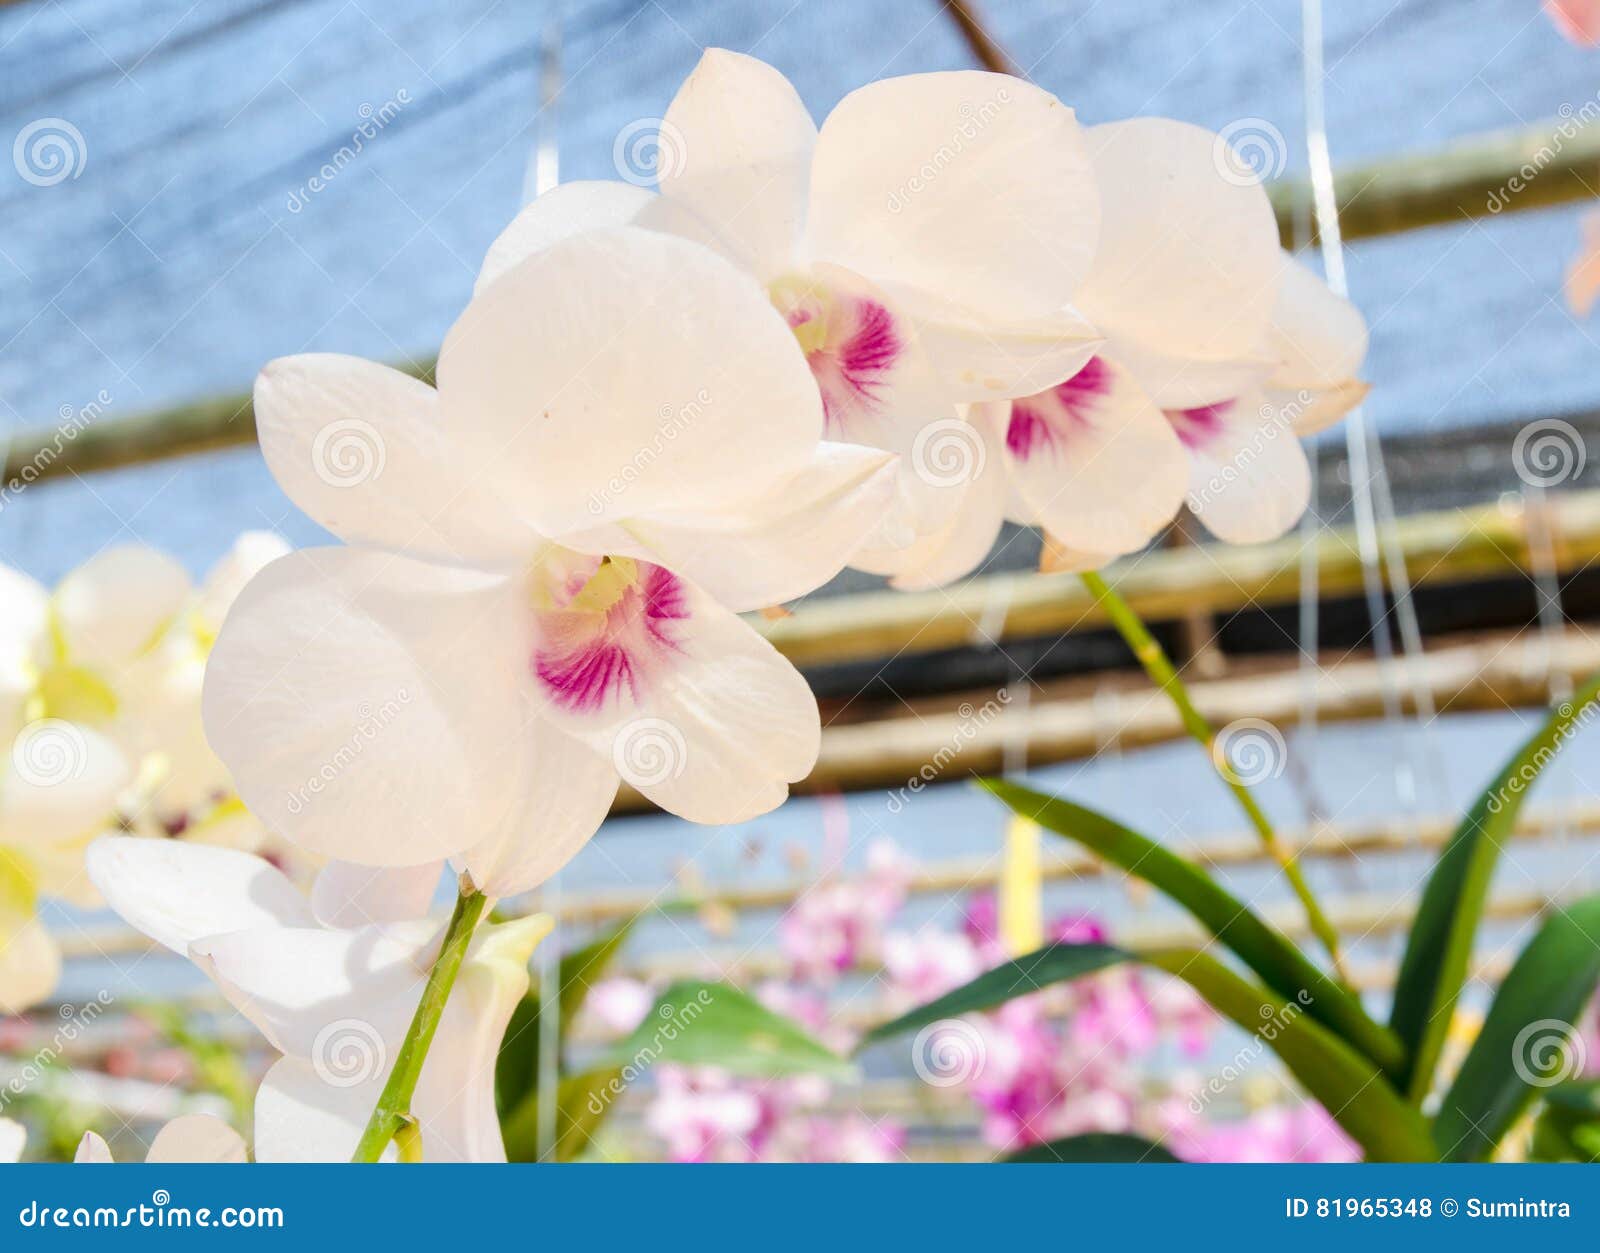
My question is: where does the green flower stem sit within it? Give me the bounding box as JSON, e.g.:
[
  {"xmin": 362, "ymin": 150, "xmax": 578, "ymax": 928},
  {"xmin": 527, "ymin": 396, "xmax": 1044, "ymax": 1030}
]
[
  {"xmin": 1080, "ymin": 570, "xmax": 1349, "ymax": 981},
  {"xmin": 350, "ymin": 881, "xmax": 488, "ymax": 1163}
]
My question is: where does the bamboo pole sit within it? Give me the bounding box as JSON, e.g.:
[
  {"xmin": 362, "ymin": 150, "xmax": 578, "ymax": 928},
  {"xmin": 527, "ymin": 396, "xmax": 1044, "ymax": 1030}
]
[
  {"xmin": 7, "ymin": 121, "xmax": 1600, "ymax": 485},
  {"xmin": 763, "ymin": 491, "xmax": 1600, "ymax": 668}
]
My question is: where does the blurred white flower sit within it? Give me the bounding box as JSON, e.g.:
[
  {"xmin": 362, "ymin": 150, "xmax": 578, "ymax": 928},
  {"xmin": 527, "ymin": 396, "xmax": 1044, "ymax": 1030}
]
[
  {"xmin": 0, "ymin": 722, "xmax": 129, "ymax": 1013},
  {"xmin": 75, "ymin": 1114, "xmax": 247, "ymax": 1163},
  {"xmin": 88, "ymin": 837, "xmax": 544, "ymax": 1162}
]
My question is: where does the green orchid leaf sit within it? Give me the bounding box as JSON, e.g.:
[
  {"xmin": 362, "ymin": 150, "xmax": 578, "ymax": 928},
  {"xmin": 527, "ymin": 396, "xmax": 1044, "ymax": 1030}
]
[
  {"xmin": 981, "ymin": 779, "xmax": 1403, "ymax": 1074},
  {"xmin": 1004, "ymin": 1132, "xmax": 1182, "ymax": 1163},
  {"xmin": 1434, "ymin": 896, "xmax": 1600, "ymax": 1161},
  {"xmin": 593, "ymin": 979, "xmax": 855, "ymax": 1082},
  {"xmin": 1391, "ymin": 671, "xmax": 1600, "ymax": 1100},
  {"xmin": 864, "ymin": 942, "xmax": 1435, "ymax": 1162}
]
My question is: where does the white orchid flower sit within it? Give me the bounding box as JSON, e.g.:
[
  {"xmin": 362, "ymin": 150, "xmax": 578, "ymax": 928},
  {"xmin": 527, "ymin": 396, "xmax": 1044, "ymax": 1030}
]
[
  {"xmin": 479, "ymin": 50, "xmax": 1101, "ymax": 556},
  {"xmin": 88, "ymin": 837, "xmax": 545, "ymax": 1162},
  {"xmin": 75, "ymin": 1114, "xmax": 247, "ymax": 1163},
  {"xmin": 0, "ymin": 537, "xmax": 288, "ymax": 834},
  {"xmin": 205, "ymin": 227, "xmax": 875, "ymax": 892},
  {"xmin": 863, "ymin": 126, "xmax": 1368, "ymax": 588},
  {"xmin": 0, "ymin": 722, "xmax": 130, "ymax": 1013}
]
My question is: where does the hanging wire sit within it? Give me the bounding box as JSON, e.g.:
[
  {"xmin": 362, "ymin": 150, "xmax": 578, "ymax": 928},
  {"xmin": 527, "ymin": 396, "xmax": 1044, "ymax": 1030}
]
[
  {"xmin": 1300, "ymin": 0, "xmax": 1448, "ymax": 833},
  {"xmin": 529, "ymin": 0, "xmax": 565, "ymax": 1164}
]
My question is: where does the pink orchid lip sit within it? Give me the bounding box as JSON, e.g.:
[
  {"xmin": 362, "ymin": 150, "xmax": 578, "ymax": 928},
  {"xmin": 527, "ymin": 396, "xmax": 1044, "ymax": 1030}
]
[
  {"xmin": 530, "ymin": 556, "xmax": 688, "ymax": 714},
  {"xmin": 771, "ymin": 277, "xmax": 902, "ymax": 436},
  {"xmin": 1166, "ymin": 399, "xmax": 1236, "ymax": 450},
  {"xmin": 1004, "ymin": 355, "xmax": 1113, "ymax": 461}
]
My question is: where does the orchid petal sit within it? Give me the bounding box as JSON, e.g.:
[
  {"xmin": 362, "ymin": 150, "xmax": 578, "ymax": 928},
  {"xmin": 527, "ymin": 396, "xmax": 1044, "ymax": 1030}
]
[
  {"xmin": 659, "ymin": 50, "xmax": 817, "ymax": 279},
  {"xmin": 807, "ymin": 71, "xmax": 1098, "ymax": 322},
  {"xmin": 190, "ymin": 920, "xmax": 436, "ymax": 1057},
  {"xmin": 253, "ymin": 1056, "xmax": 381, "ymax": 1164},
  {"xmin": 145, "ymin": 1114, "xmax": 248, "ymax": 1163},
  {"xmin": 462, "ymin": 719, "xmax": 617, "ymax": 899},
  {"xmin": 855, "ymin": 405, "xmax": 1010, "ymax": 590},
  {"xmin": 438, "ymin": 229, "xmax": 821, "ymax": 536},
  {"xmin": 1270, "ymin": 254, "xmax": 1368, "ymax": 389},
  {"xmin": 578, "ymin": 442, "xmax": 900, "ymax": 612},
  {"xmin": 410, "ymin": 914, "xmax": 549, "ymax": 1162},
  {"xmin": 201, "ymin": 547, "xmax": 530, "ymax": 869},
  {"xmin": 0, "ymin": 723, "xmax": 129, "ymax": 847},
  {"xmin": 1281, "ymin": 381, "xmax": 1369, "ymax": 438},
  {"xmin": 1004, "ymin": 356, "xmax": 1189, "ymax": 555},
  {"xmin": 73, "ymin": 1131, "xmax": 112, "ymax": 1163},
  {"xmin": 1175, "ymin": 393, "xmax": 1312, "ymax": 543},
  {"xmin": 86, "ymin": 837, "xmax": 315, "ymax": 956},
  {"xmin": 54, "ymin": 546, "xmax": 190, "ymax": 669},
  {"xmin": 253, "ymin": 355, "xmax": 540, "ymax": 570},
  {"xmin": 310, "ymin": 860, "xmax": 444, "ymax": 930},
  {"xmin": 620, "ymin": 586, "xmax": 819, "ymax": 824},
  {"xmin": 477, "ymin": 181, "xmax": 656, "ymax": 294},
  {"xmin": 0, "ymin": 1118, "xmax": 23, "ymax": 1163},
  {"xmin": 1076, "ymin": 119, "xmax": 1280, "ymax": 401},
  {"xmin": 0, "ymin": 915, "xmax": 59, "ymax": 1015}
]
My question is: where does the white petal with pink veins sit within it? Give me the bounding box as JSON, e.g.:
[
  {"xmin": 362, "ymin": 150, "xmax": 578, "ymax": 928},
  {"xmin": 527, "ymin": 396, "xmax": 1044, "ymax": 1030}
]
[
  {"xmin": 439, "ymin": 229, "xmax": 821, "ymax": 537},
  {"xmin": 253, "ymin": 355, "xmax": 542, "ymax": 571},
  {"xmin": 659, "ymin": 49, "xmax": 818, "ymax": 279},
  {"xmin": 1077, "ymin": 119, "xmax": 1281, "ymax": 397},
  {"xmin": 1172, "ymin": 394, "xmax": 1312, "ymax": 544},
  {"xmin": 201, "ymin": 547, "xmax": 531, "ymax": 869},
  {"xmin": 622, "ymin": 582, "xmax": 820, "ymax": 824},
  {"xmin": 807, "ymin": 71, "xmax": 1098, "ymax": 322},
  {"xmin": 1003, "ymin": 356, "xmax": 1189, "ymax": 556}
]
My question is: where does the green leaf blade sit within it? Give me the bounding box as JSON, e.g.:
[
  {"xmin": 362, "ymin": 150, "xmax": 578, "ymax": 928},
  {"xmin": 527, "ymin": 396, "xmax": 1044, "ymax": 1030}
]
[
  {"xmin": 1433, "ymin": 895, "xmax": 1600, "ymax": 1161},
  {"xmin": 980, "ymin": 778, "xmax": 1403, "ymax": 1074},
  {"xmin": 1391, "ymin": 672, "xmax": 1600, "ymax": 1100},
  {"xmin": 1004, "ymin": 1132, "xmax": 1182, "ymax": 1163},
  {"xmin": 595, "ymin": 979, "xmax": 856, "ymax": 1082}
]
